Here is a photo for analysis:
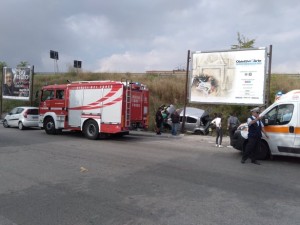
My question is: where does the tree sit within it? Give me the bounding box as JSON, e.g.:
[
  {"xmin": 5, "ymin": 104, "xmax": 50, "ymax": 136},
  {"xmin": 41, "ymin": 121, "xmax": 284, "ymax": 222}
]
[
  {"xmin": 17, "ymin": 61, "xmax": 29, "ymax": 67},
  {"xmin": 231, "ymin": 32, "xmax": 255, "ymax": 49},
  {"xmin": 0, "ymin": 61, "xmax": 7, "ymax": 70}
]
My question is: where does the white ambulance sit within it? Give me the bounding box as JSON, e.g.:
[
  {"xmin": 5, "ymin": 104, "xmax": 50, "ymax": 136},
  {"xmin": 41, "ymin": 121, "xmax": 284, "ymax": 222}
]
[{"xmin": 258, "ymin": 90, "xmax": 300, "ymax": 158}]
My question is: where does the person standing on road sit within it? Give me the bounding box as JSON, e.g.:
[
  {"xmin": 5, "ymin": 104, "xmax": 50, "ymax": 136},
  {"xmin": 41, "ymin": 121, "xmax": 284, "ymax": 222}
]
[
  {"xmin": 171, "ymin": 109, "xmax": 180, "ymax": 136},
  {"xmin": 155, "ymin": 107, "xmax": 163, "ymax": 135},
  {"xmin": 211, "ymin": 113, "xmax": 223, "ymax": 147},
  {"xmin": 241, "ymin": 107, "xmax": 269, "ymax": 165},
  {"xmin": 227, "ymin": 112, "xmax": 240, "ymax": 146}
]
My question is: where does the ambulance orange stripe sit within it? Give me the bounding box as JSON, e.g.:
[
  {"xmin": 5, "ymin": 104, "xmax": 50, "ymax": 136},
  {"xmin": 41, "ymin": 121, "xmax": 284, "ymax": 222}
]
[
  {"xmin": 264, "ymin": 126, "xmax": 289, "ymax": 133},
  {"xmin": 295, "ymin": 127, "xmax": 300, "ymax": 134},
  {"xmin": 264, "ymin": 126, "xmax": 300, "ymax": 134}
]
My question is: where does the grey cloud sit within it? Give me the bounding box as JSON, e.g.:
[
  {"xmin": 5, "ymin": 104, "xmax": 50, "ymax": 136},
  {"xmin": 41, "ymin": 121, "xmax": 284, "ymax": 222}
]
[{"xmin": 0, "ymin": 0, "xmax": 300, "ymax": 73}]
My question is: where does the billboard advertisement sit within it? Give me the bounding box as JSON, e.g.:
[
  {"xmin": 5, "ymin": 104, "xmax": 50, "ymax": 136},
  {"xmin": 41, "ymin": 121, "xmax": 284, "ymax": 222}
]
[
  {"xmin": 189, "ymin": 48, "xmax": 267, "ymax": 105},
  {"xmin": 2, "ymin": 67, "xmax": 32, "ymax": 100}
]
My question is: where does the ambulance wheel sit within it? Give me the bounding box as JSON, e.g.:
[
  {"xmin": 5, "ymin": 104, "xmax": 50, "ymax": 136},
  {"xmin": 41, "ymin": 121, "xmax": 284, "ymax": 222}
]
[
  {"xmin": 44, "ymin": 117, "xmax": 56, "ymax": 135},
  {"xmin": 83, "ymin": 120, "xmax": 99, "ymax": 140}
]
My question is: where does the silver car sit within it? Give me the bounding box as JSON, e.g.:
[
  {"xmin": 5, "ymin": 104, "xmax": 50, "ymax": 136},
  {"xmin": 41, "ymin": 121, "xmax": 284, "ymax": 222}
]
[
  {"xmin": 167, "ymin": 107, "xmax": 211, "ymax": 135},
  {"xmin": 3, "ymin": 106, "xmax": 39, "ymax": 130}
]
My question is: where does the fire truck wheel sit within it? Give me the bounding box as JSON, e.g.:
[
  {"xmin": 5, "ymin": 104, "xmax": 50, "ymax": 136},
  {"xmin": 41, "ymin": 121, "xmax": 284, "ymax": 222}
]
[
  {"xmin": 83, "ymin": 120, "xmax": 99, "ymax": 140},
  {"xmin": 44, "ymin": 117, "xmax": 56, "ymax": 135}
]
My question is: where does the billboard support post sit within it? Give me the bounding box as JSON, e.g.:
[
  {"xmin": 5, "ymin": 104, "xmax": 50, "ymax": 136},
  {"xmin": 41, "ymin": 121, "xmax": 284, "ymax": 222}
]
[
  {"xmin": 30, "ymin": 66, "xmax": 34, "ymax": 106},
  {"xmin": 181, "ymin": 50, "xmax": 190, "ymax": 133},
  {"xmin": 266, "ymin": 45, "xmax": 273, "ymax": 106}
]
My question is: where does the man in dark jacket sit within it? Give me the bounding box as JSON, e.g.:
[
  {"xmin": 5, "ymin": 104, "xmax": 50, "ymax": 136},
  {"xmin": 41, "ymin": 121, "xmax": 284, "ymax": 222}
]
[
  {"xmin": 171, "ymin": 109, "xmax": 180, "ymax": 136},
  {"xmin": 155, "ymin": 107, "xmax": 163, "ymax": 135},
  {"xmin": 241, "ymin": 107, "xmax": 269, "ymax": 165},
  {"xmin": 227, "ymin": 112, "xmax": 240, "ymax": 146}
]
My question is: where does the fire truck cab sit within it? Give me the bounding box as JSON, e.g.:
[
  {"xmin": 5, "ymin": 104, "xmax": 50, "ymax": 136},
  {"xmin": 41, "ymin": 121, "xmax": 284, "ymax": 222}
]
[{"xmin": 38, "ymin": 80, "xmax": 149, "ymax": 139}]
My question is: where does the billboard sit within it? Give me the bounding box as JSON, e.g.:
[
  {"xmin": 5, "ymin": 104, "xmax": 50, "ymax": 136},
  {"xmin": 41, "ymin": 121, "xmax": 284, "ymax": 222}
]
[
  {"xmin": 189, "ymin": 48, "xmax": 267, "ymax": 105},
  {"xmin": 2, "ymin": 67, "xmax": 32, "ymax": 100}
]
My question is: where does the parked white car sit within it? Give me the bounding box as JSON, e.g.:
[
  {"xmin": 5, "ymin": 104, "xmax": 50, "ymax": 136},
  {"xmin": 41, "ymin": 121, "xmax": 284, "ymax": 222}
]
[{"xmin": 3, "ymin": 106, "xmax": 39, "ymax": 130}]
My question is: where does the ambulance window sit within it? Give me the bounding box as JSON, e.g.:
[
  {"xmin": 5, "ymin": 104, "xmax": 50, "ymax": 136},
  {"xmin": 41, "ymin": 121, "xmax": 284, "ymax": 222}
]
[
  {"xmin": 264, "ymin": 104, "xmax": 294, "ymax": 125},
  {"xmin": 264, "ymin": 107, "xmax": 278, "ymax": 125},
  {"xmin": 279, "ymin": 104, "xmax": 294, "ymax": 124}
]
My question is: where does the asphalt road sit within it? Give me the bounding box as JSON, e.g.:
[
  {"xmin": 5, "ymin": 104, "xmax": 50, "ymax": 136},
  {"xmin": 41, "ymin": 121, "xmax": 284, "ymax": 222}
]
[{"xmin": 0, "ymin": 125, "xmax": 299, "ymax": 225}]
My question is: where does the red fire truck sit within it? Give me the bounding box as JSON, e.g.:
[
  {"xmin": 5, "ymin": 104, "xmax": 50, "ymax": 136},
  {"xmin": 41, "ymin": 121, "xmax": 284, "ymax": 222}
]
[{"xmin": 38, "ymin": 80, "xmax": 149, "ymax": 139}]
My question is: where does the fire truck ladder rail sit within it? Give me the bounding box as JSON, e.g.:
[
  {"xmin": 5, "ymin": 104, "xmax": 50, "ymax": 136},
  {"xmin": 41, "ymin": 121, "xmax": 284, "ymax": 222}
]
[{"xmin": 125, "ymin": 80, "xmax": 132, "ymax": 128}]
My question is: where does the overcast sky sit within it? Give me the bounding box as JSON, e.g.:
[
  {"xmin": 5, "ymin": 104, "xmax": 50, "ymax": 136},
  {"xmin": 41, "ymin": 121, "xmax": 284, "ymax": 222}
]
[{"xmin": 1, "ymin": 0, "xmax": 300, "ymax": 73}]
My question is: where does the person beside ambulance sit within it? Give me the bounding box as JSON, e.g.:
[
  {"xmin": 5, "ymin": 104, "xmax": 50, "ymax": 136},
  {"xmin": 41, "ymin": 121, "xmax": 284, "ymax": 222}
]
[{"xmin": 241, "ymin": 107, "xmax": 269, "ymax": 165}]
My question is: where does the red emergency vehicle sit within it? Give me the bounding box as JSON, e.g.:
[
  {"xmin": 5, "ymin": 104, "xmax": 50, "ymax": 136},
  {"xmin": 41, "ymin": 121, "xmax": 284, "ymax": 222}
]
[{"xmin": 38, "ymin": 80, "xmax": 149, "ymax": 139}]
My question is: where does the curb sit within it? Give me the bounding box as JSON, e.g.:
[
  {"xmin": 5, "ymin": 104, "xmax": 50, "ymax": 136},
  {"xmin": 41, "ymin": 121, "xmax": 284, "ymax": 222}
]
[{"xmin": 128, "ymin": 130, "xmax": 185, "ymax": 138}]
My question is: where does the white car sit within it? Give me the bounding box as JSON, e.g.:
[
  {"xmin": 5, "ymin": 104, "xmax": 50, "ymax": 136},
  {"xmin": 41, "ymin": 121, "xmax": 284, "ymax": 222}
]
[{"xmin": 3, "ymin": 106, "xmax": 39, "ymax": 130}]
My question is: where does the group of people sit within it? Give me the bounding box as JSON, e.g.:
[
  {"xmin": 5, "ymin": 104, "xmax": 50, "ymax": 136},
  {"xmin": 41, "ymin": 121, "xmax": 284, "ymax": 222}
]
[
  {"xmin": 155, "ymin": 104, "xmax": 268, "ymax": 165},
  {"xmin": 210, "ymin": 107, "xmax": 268, "ymax": 165},
  {"xmin": 210, "ymin": 112, "xmax": 240, "ymax": 148},
  {"xmin": 155, "ymin": 104, "xmax": 180, "ymax": 136}
]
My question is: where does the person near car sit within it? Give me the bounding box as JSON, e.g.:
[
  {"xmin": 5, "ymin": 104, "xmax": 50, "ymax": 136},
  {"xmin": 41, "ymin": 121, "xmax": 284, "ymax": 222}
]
[
  {"xmin": 155, "ymin": 107, "xmax": 163, "ymax": 135},
  {"xmin": 227, "ymin": 112, "xmax": 240, "ymax": 146},
  {"xmin": 170, "ymin": 109, "xmax": 180, "ymax": 136},
  {"xmin": 211, "ymin": 113, "xmax": 223, "ymax": 147},
  {"xmin": 241, "ymin": 107, "xmax": 269, "ymax": 165},
  {"xmin": 161, "ymin": 106, "xmax": 169, "ymax": 131}
]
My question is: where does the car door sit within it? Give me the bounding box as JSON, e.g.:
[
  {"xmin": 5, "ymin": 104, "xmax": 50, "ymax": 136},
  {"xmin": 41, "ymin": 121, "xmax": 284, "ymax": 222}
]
[
  {"xmin": 9, "ymin": 107, "xmax": 24, "ymax": 127},
  {"xmin": 6, "ymin": 107, "xmax": 17, "ymax": 127},
  {"xmin": 180, "ymin": 116, "xmax": 197, "ymax": 133}
]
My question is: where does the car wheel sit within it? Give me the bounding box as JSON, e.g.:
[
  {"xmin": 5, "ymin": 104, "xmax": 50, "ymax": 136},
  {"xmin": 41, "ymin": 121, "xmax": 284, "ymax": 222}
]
[
  {"xmin": 18, "ymin": 122, "xmax": 25, "ymax": 130},
  {"xmin": 256, "ymin": 141, "xmax": 270, "ymax": 160},
  {"xmin": 194, "ymin": 130, "xmax": 204, "ymax": 135},
  {"xmin": 3, "ymin": 119, "xmax": 9, "ymax": 128},
  {"xmin": 44, "ymin": 117, "xmax": 56, "ymax": 135},
  {"xmin": 83, "ymin": 120, "xmax": 99, "ymax": 140}
]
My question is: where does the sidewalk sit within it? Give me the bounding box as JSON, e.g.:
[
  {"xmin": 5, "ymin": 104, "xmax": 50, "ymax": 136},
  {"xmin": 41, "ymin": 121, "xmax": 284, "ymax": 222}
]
[{"xmin": 128, "ymin": 130, "xmax": 232, "ymax": 146}]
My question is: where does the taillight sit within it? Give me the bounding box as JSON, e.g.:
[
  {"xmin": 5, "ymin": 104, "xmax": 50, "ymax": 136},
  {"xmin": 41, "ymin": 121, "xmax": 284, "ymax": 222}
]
[{"xmin": 23, "ymin": 110, "xmax": 28, "ymax": 118}]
